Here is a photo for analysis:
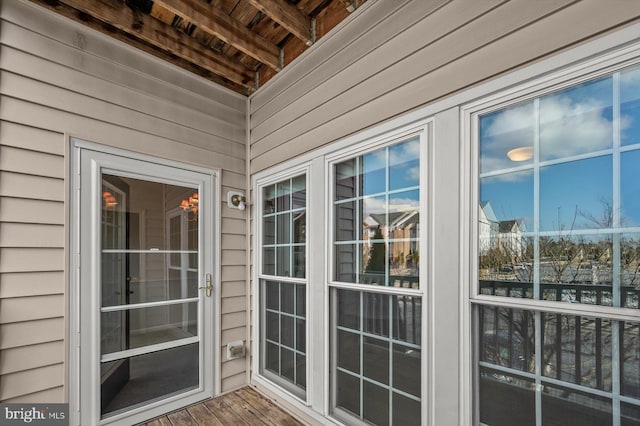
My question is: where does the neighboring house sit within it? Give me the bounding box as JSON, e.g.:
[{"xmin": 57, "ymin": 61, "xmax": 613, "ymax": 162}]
[{"xmin": 1, "ymin": 1, "xmax": 640, "ymax": 426}]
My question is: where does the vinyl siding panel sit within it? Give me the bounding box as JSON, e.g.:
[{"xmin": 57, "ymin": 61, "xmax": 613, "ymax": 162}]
[
  {"xmin": 0, "ymin": 0, "xmax": 248, "ymax": 402},
  {"xmin": 249, "ymin": 0, "xmax": 640, "ymax": 173}
]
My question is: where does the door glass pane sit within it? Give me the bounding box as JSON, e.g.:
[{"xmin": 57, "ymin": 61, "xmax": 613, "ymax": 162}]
[
  {"xmin": 99, "ymin": 173, "xmax": 201, "ymax": 419},
  {"xmin": 101, "ymin": 343, "xmax": 199, "ymax": 418},
  {"xmin": 101, "ymin": 302, "xmax": 198, "ymax": 355}
]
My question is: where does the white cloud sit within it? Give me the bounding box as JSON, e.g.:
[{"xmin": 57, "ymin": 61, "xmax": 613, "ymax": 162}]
[{"xmin": 539, "ymin": 95, "xmax": 612, "ymax": 158}]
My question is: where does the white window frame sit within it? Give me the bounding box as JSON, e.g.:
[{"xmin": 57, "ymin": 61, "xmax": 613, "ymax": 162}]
[
  {"xmin": 461, "ymin": 37, "xmax": 640, "ymax": 426},
  {"xmin": 253, "ymin": 164, "xmax": 312, "ymax": 403},
  {"xmin": 250, "ymin": 22, "xmax": 640, "ymax": 426}
]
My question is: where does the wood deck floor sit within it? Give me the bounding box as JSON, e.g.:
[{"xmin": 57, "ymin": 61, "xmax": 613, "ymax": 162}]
[{"xmin": 140, "ymin": 387, "xmax": 304, "ymax": 426}]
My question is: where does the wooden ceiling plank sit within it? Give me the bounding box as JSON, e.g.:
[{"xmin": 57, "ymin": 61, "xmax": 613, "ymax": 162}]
[
  {"xmin": 246, "ymin": 0, "xmax": 313, "ymax": 45},
  {"xmin": 56, "ymin": 0, "xmax": 255, "ymax": 89},
  {"xmin": 154, "ymin": 0, "xmax": 282, "ymax": 71}
]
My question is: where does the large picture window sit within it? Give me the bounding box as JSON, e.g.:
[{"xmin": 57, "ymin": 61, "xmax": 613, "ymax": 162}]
[
  {"xmin": 259, "ymin": 174, "xmax": 307, "ymax": 398},
  {"xmin": 330, "ymin": 136, "xmax": 424, "ymax": 425},
  {"xmin": 475, "ymin": 64, "xmax": 640, "ymax": 425}
]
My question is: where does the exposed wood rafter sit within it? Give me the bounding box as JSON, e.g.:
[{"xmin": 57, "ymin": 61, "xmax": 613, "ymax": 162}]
[
  {"xmin": 247, "ymin": 0, "xmax": 313, "ymax": 46},
  {"xmin": 55, "ymin": 0, "xmax": 256, "ymax": 90},
  {"xmin": 29, "ymin": 0, "xmax": 364, "ymax": 95},
  {"xmin": 154, "ymin": 0, "xmax": 282, "ymax": 71}
]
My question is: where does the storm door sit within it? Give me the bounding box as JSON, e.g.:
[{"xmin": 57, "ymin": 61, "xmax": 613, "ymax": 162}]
[{"xmin": 77, "ymin": 147, "xmax": 215, "ymax": 425}]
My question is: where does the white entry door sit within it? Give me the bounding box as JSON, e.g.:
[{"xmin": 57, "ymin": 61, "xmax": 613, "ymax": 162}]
[{"xmin": 76, "ymin": 146, "xmax": 215, "ymax": 425}]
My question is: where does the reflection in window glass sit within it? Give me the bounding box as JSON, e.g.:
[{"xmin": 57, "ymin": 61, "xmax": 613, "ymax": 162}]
[
  {"xmin": 334, "ymin": 138, "xmax": 420, "ymax": 288},
  {"xmin": 477, "ymin": 65, "xmax": 640, "ymax": 426},
  {"xmin": 260, "ymin": 174, "xmax": 307, "ymax": 399},
  {"xmin": 620, "ymin": 66, "xmax": 640, "ymax": 147},
  {"xmin": 332, "ymin": 289, "xmax": 421, "ymax": 425},
  {"xmin": 479, "ymin": 101, "xmax": 534, "ymax": 174},
  {"xmin": 621, "ymin": 150, "xmax": 640, "ymax": 227},
  {"xmin": 539, "ymin": 76, "xmax": 613, "ymax": 161},
  {"xmin": 262, "ymin": 175, "xmax": 306, "ymax": 278},
  {"xmin": 262, "ymin": 281, "xmax": 306, "ymax": 394},
  {"xmin": 539, "ymin": 156, "xmax": 612, "ymax": 232}
]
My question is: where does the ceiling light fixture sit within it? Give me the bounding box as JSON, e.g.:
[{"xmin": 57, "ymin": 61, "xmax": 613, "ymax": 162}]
[{"xmin": 507, "ymin": 146, "xmax": 533, "ymax": 162}]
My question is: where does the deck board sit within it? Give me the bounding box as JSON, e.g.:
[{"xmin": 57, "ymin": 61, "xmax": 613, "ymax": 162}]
[{"xmin": 140, "ymin": 387, "xmax": 303, "ymax": 426}]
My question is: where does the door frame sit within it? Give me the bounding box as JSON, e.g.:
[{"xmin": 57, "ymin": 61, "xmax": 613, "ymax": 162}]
[{"xmin": 69, "ymin": 138, "xmax": 221, "ymax": 426}]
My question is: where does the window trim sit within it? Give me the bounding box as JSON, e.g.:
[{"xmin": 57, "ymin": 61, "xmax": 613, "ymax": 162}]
[
  {"xmin": 462, "ymin": 39, "xmax": 640, "ymax": 426},
  {"xmin": 253, "ymin": 164, "xmax": 312, "ymax": 404},
  {"xmin": 325, "ymin": 126, "xmax": 430, "ymax": 425}
]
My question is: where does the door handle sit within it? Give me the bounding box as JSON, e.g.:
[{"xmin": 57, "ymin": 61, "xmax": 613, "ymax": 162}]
[{"xmin": 199, "ymin": 273, "xmax": 213, "ymax": 297}]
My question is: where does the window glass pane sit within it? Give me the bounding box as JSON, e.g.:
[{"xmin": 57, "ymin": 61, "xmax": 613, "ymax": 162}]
[
  {"xmin": 621, "ymin": 234, "xmax": 640, "ymax": 309},
  {"xmin": 539, "ymin": 156, "xmax": 612, "ymax": 232},
  {"xmin": 335, "ymin": 243, "xmax": 357, "ymax": 283},
  {"xmin": 334, "ymin": 139, "xmax": 420, "ymax": 288},
  {"xmin": 479, "ymin": 306, "xmax": 535, "ymax": 374},
  {"xmin": 476, "ymin": 64, "xmax": 640, "ymax": 426},
  {"xmin": 293, "ymin": 246, "xmax": 305, "ymax": 278},
  {"xmin": 363, "ymin": 336, "xmax": 389, "ymax": 385},
  {"xmin": 540, "ymin": 76, "xmax": 613, "ymax": 161},
  {"xmin": 542, "ymin": 383, "xmax": 612, "ymax": 426},
  {"xmin": 479, "ymin": 367, "xmax": 535, "ymax": 426},
  {"xmin": 336, "ymin": 371, "xmax": 360, "ymax": 416},
  {"xmin": 336, "ymin": 201, "xmax": 357, "ymax": 242},
  {"xmin": 276, "ymin": 180, "xmax": 291, "ymax": 212},
  {"xmin": 261, "ymin": 280, "xmax": 306, "ymax": 395},
  {"xmin": 263, "ymin": 185, "xmax": 276, "ymax": 214},
  {"xmin": 389, "ymin": 138, "xmax": 420, "ymax": 191},
  {"xmin": 291, "ymin": 175, "xmax": 306, "ymax": 209},
  {"xmin": 363, "ymin": 381, "xmax": 389, "ymax": 426},
  {"xmin": 393, "ymin": 393, "xmax": 421, "ymax": 426},
  {"xmin": 332, "ymin": 289, "xmax": 421, "ymax": 424},
  {"xmin": 392, "ymin": 295, "xmax": 421, "ymax": 345},
  {"xmin": 621, "ymin": 150, "xmax": 640, "ymax": 227},
  {"xmin": 262, "ymin": 247, "xmax": 275, "ymax": 276},
  {"xmin": 263, "ymin": 215, "xmax": 275, "ymax": 245},
  {"xmin": 362, "ymin": 148, "xmax": 386, "ymax": 196},
  {"xmin": 335, "ymin": 159, "xmax": 357, "ymax": 201},
  {"xmin": 621, "ymin": 321, "xmax": 640, "ymax": 399},
  {"xmin": 479, "ymin": 101, "xmax": 534, "ymax": 174},
  {"xmin": 540, "ymin": 234, "xmax": 613, "ymax": 306},
  {"xmin": 277, "ymin": 213, "xmax": 291, "ymax": 244},
  {"xmin": 621, "ymin": 66, "xmax": 640, "ymax": 146},
  {"xmin": 542, "ymin": 314, "xmax": 612, "ymax": 391},
  {"xmin": 393, "ymin": 344, "xmax": 420, "ymax": 397},
  {"xmin": 276, "ymin": 246, "xmax": 290, "ymax": 277},
  {"xmin": 622, "ymin": 402, "xmax": 640, "ymax": 426},
  {"xmin": 337, "ymin": 330, "xmax": 360, "ymax": 374}
]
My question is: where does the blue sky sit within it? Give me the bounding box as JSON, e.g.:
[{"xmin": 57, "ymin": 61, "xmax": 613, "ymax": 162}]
[{"xmin": 480, "ymin": 69, "xmax": 640, "ymax": 231}]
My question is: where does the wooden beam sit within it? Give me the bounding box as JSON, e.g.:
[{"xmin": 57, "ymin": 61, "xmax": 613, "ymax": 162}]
[
  {"xmin": 246, "ymin": 0, "xmax": 313, "ymax": 45},
  {"xmin": 154, "ymin": 0, "xmax": 282, "ymax": 71},
  {"xmin": 52, "ymin": 0, "xmax": 256, "ymax": 90}
]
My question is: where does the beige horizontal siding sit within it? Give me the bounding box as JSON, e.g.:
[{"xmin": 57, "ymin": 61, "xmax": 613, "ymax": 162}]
[
  {"xmin": 0, "ymin": 341, "xmax": 64, "ymax": 375},
  {"xmin": 0, "ymin": 198, "xmax": 64, "ymax": 224},
  {"xmin": 1, "ymin": 386, "xmax": 65, "ymax": 404},
  {"xmin": 0, "ymin": 295, "xmax": 65, "ymax": 324},
  {"xmin": 221, "ymin": 326, "xmax": 246, "ymax": 346},
  {"xmin": 249, "ymin": 0, "xmax": 640, "ymax": 173},
  {"xmin": 0, "ymin": 272, "xmax": 65, "ymax": 298},
  {"xmin": 0, "ymin": 318, "xmax": 65, "ymax": 350},
  {"xmin": 0, "ymin": 248, "xmax": 64, "ymax": 273},
  {"xmin": 0, "ymin": 223, "xmax": 64, "ymax": 247},
  {"xmin": 0, "ymin": 364, "xmax": 64, "ymax": 401},
  {"xmin": 221, "ymin": 296, "xmax": 247, "ymax": 314},
  {"xmin": 0, "ymin": 0, "xmax": 250, "ymax": 402}
]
